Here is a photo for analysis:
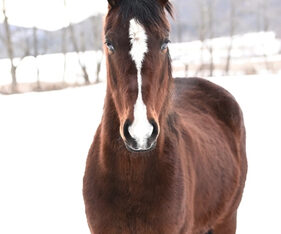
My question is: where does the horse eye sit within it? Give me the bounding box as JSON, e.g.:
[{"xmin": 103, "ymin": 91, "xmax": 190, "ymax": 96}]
[
  {"xmin": 161, "ymin": 39, "xmax": 170, "ymax": 51},
  {"xmin": 105, "ymin": 41, "xmax": 115, "ymax": 52}
]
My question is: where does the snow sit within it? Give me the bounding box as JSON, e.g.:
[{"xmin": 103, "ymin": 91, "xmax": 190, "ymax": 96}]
[
  {"xmin": 170, "ymin": 32, "xmax": 281, "ymax": 77},
  {"xmin": 170, "ymin": 32, "xmax": 281, "ymax": 62},
  {"xmin": 210, "ymin": 75, "xmax": 281, "ymax": 234},
  {"xmin": 0, "ymin": 75, "xmax": 281, "ymax": 234},
  {"xmin": 0, "ymin": 51, "xmax": 106, "ymax": 86},
  {"xmin": 0, "ymin": 84, "xmax": 105, "ymax": 234}
]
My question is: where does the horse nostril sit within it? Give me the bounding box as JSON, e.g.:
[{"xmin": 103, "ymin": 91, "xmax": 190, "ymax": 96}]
[
  {"xmin": 123, "ymin": 119, "xmax": 132, "ymax": 140},
  {"xmin": 149, "ymin": 120, "xmax": 159, "ymax": 140},
  {"xmin": 123, "ymin": 119, "xmax": 138, "ymax": 149}
]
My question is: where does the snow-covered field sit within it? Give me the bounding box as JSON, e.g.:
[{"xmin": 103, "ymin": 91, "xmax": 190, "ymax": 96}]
[
  {"xmin": 0, "ymin": 75, "xmax": 281, "ymax": 234},
  {"xmin": 170, "ymin": 32, "xmax": 281, "ymax": 77},
  {"xmin": 0, "ymin": 51, "xmax": 106, "ymax": 86},
  {"xmin": 1, "ymin": 31, "xmax": 280, "ymax": 88}
]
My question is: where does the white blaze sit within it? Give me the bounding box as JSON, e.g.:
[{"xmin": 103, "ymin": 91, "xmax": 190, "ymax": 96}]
[{"xmin": 128, "ymin": 19, "xmax": 153, "ymax": 150}]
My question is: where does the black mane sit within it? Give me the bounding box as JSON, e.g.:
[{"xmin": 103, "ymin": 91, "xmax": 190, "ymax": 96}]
[{"xmin": 112, "ymin": 0, "xmax": 173, "ymax": 30}]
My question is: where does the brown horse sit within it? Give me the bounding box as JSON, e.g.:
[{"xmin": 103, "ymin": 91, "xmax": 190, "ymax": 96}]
[{"xmin": 83, "ymin": 0, "xmax": 247, "ymax": 233}]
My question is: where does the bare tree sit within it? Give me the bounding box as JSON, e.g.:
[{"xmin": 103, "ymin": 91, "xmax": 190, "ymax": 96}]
[
  {"xmin": 94, "ymin": 52, "xmax": 104, "ymax": 84},
  {"xmin": 172, "ymin": 0, "xmax": 183, "ymax": 42},
  {"xmin": 95, "ymin": 58, "xmax": 102, "ymax": 83},
  {"xmin": 225, "ymin": 0, "xmax": 238, "ymax": 75},
  {"xmin": 2, "ymin": 0, "xmax": 17, "ymax": 91},
  {"xmin": 261, "ymin": 0, "xmax": 269, "ymax": 32},
  {"xmin": 33, "ymin": 26, "xmax": 40, "ymax": 90},
  {"xmin": 1, "ymin": 0, "xmax": 29, "ymax": 92},
  {"xmin": 260, "ymin": 0, "xmax": 271, "ymax": 71},
  {"xmin": 195, "ymin": 0, "xmax": 216, "ymax": 77},
  {"xmin": 43, "ymin": 31, "xmax": 49, "ymax": 54},
  {"xmin": 195, "ymin": 0, "xmax": 207, "ymax": 76},
  {"xmin": 64, "ymin": 0, "xmax": 90, "ymax": 84},
  {"xmin": 206, "ymin": 0, "xmax": 216, "ymax": 77},
  {"xmin": 91, "ymin": 16, "xmax": 103, "ymax": 83},
  {"xmin": 69, "ymin": 24, "xmax": 90, "ymax": 84},
  {"xmin": 22, "ymin": 28, "xmax": 31, "ymax": 56},
  {"xmin": 61, "ymin": 26, "xmax": 67, "ymax": 83}
]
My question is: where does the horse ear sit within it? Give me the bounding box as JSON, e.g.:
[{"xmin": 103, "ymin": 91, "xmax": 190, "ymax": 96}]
[{"xmin": 107, "ymin": 0, "xmax": 121, "ymax": 8}]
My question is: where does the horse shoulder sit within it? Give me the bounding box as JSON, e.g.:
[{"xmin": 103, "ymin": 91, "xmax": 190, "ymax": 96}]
[
  {"xmin": 173, "ymin": 77, "xmax": 245, "ymax": 138},
  {"xmin": 172, "ymin": 78, "xmax": 247, "ymax": 231}
]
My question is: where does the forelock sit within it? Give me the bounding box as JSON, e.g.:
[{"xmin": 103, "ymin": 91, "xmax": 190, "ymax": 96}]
[{"xmin": 107, "ymin": 0, "xmax": 172, "ymax": 33}]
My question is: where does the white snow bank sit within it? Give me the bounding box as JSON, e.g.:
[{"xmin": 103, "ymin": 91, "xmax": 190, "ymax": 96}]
[{"xmin": 0, "ymin": 75, "xmax": 280, "ymax": 233}]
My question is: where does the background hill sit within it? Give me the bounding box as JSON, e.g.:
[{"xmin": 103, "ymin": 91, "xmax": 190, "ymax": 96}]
[
  {"xmin": 170, "ymin": 0, "xmax": 281, "ymax": 42},
  {"xmin": 0, "ymin": 14, "xmax": 103, "ymax": 58}
]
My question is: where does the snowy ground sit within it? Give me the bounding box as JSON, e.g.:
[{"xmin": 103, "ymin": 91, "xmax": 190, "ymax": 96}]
[{"xmin": 0, "ymin": 75, "xmax": 280, "ymax": 234}]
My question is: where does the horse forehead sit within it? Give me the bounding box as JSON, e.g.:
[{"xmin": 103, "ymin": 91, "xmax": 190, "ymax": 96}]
[
  {"xmin": 129, "ymin": 20, "xmax": 147, "ymax": 43},
  {"xmin": 129, "ymin": 19, "xmax": 147, "ymax": 32},
  {"xmin": 128, "ymin": 22, "xmax": 165, "ymax": 40},
  {"xmin": 105, "ymin": 17, "xmax": 164, "ymax": 46},
  {"xmin": 128, "ymin": 20, "xmax": 164, "ymax": 53}
]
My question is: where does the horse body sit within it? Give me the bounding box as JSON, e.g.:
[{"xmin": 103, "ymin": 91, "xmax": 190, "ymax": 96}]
[
  {"xmin": 172, "ymin": 78, "xmax": 247, "ymax": 233},
  {"xmin": 83, "ymin": 1, "xmax": 247, "ymax": 233},
  {"xmin": 84, "ymin": 78, "xmax": 246, "ymax": 234}
]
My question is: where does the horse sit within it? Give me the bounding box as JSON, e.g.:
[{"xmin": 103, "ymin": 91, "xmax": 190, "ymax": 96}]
[{"xmin": 83, "ymin": 0, "xmax": 247, "ymax": 233}]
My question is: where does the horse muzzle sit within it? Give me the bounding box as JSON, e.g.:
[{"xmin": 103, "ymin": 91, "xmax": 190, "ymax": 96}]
[{"xmin": 122, "ymin": 119, "xmax": 159, "ymax": 153}]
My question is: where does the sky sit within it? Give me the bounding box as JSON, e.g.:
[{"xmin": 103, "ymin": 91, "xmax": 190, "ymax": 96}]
[{"xmin": 0, "ymin": 0, "xmax": 108, "ymax": 30}]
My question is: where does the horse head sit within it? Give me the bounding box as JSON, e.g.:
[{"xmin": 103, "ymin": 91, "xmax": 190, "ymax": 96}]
[{"xmin": 104, "ymin": 0, "xmax": 173, "ymax": 153}]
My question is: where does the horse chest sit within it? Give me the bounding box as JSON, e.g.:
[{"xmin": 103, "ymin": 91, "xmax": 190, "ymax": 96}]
[
  {"xmin": 90, "ymin": 169, "xmax": 188, "ymax": 233},
  {"xmin": 98, "ymin": 174, "xmax": 172, "ymax": 214}
]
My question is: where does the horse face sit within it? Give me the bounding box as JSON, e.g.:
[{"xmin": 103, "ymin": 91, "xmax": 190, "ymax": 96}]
[{"xmin": 105, "ymin": 1, "xmax": 171, "ymax": 153}]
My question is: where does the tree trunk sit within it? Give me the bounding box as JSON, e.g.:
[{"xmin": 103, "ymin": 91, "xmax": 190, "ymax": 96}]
[
  {"xmin": 95, "ymin": 53, "xmax": 103, "ymax": 84},
  {"xmin": 195, "ymin": 0, "xmax": 207, "ymax": 76},
  {"xmin": 261, "ymin": 0, "xmax": 271, "ymax": 72},
  {"xmin": 61, "ymin": 27, "xmax": 67, "ymax": 83},
  {"xmin": 11, "ymin": 65, "xmax": 17, "ymax": 92},
  {"xmin": 64, "ymin": 0, "xmax": 90, "ymax": 84},
  {"xmin": 69, "ymin": 23, "xmax": 90, "ymax": 84},
  {"xmin": 33, "ymin": 26, "xmax": 40, "ymax": 90},
  {"xmin": 225, "ymin": 0, "xmax": 237, "ymax": 75},
  {"xmin": 225, "ymin": 37, "xmax": 233, "ymax": 75},
  {"xmin": 2, "ymin": 0, "xmax": 17, "ymax": 92},
  {"xmin": 207, "ymin": 0, "xmax": 215, "ymax": 77}
]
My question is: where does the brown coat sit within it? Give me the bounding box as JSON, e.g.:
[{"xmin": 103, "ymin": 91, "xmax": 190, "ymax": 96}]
[{"xmin": 83, "ymin": 78, "xmax": 247, "ymax": 234}]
